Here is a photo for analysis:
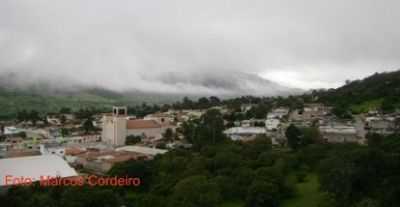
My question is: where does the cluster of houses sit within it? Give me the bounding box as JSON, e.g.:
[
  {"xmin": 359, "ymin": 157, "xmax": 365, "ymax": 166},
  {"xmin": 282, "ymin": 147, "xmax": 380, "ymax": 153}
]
[
  {"xmin": 0, "ymin": 102, "xmax": 399, "ymax": 188},
  {"xmin": 224, "ymin": 103, "xmax": 399, "ymax": 145},
  {"xmin": 0, "ymin": 105, "xmax": 201, "ymax": 188}
]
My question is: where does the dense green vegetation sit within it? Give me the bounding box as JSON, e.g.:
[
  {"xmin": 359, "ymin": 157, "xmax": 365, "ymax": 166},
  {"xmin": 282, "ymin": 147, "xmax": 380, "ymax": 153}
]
[
  {"xmin": 315, "ymin": 70, "xmax": 400, "ymax": 113},
  {"xmin": 281, "ymin": 174, "xmax": 322, "ymax": 207},
  {"xmin": 0, "ymin": 87, "xmax": 188, "ymax": 119},
  {"xmin": 4, "ymin": 135, "xmax": 400, "ymax": 207}
]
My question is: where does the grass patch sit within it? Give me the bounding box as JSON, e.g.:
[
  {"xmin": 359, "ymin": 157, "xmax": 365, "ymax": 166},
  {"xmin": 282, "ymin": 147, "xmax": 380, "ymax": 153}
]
[{"xmin": 282, "ymin": 174, "xmax": 323, "ymax": 207}]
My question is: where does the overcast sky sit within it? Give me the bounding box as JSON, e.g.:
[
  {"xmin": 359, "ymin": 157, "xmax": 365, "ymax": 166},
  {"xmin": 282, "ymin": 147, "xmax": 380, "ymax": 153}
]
[{"xmin": 1, "ymin": 0, "xmax": 400, "ymax": 92}]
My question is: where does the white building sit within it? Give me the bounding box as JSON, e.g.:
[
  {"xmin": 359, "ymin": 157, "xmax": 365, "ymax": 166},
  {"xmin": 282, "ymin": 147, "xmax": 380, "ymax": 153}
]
[
  {"xmin": 102, "ymin": 106, "xmax": 171, "ymax": 146},
  {"xmin": 39, "ymin": 143, "xmax": 65, "ymax": 157},
  {"xmin": 365, "ymin": 116, "xmax": 396, "ymax": 135},
  {"xmin": 0, "ymin": 155, "xmax": 78, "ymax": 186},
  {"xmin": 267, "ymin": 108, "xmax": 289, "ymax": 119},
  {"xmin": 265, "ymin": 118, "xmax": 280, "ymax": 131},
  {"xmin": 116, "ymin": 146, "xmax": 167, "ymax": 157},
  {"xmin": 224, "ymin": 127, "xmax": 266, "ymax": 141},
  {"xmin": 319, "ymin": 124, "xmax": 359, "ymax": 143},
  {"xmin": 4, "ymin": 126, "xmax": 24, "ymax": 135}
]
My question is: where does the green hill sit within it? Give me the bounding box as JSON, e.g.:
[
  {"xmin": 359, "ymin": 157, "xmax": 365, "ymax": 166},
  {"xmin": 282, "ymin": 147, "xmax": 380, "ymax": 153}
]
[
  {"xmin": 315, "ymin": 69, "xmax": 400, "ymax": 113},
  {"xmin": 0, "ymin": 87, "xmax": 184, "ymax": 119}
]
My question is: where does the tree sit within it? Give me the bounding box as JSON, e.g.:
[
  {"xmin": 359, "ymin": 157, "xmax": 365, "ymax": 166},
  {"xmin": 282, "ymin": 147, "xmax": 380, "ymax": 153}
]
[
  {"xmin": 109, "ymin": 160, "xmax": 154, "ymax": 191},
  {"xmin": 332, "ymin": 105, "xmax": 353, "ymax": 119},
  {"xmin": 82, "ymin": 117, "xmax": 95, "ymax": 134},
  {"xmin": 182, "ymin": 97, "xmax": 194, "ymax": 109},
  {"xmin": 170, "ymin": 175, "xmax": 221, "ymax": 207},
  {"xmin": 285, "ymin": 124, "xmax": 302, "ymax": 150},
  {"xmin": 28, "ymin": 110, "xmax": 41, "ymax": 125},
  {"xmin": 246, "ymin": 103, "xmax": 271, "ymax": 119},
  {"xmin": 243, "ymin": 135, "xmax": 272, "ymax": 159},
  {"xmin": 209, "ymin": 96, "xmax": 221, "ymax": 106},
  {"xmin": 246, "ymin": 180, "xmax": 279, "ymax": 207},
  {"xmin": 301, "ymin": 127, "xmax": 322, "ymax": 145},
  {"xmin": 183, "ymin": 109, "xmax": 226, "ymax": 149},
  {"xmin": 366, "ymin": 133, "xmax": 383, "ymax": 147},
  {"xmin": 198, "ymin": 97, "xmax": 211, "ymax": 109},
  {"xmin": 60, "ymin": 128, "xmax": 70, "ymax": 137},
  {"xmin": 381, "ymin": 96, "xmax": 397, "ymax": 114},
  {"xmin": 17, "ymin": 110, "xmax": 28, "ymax": 122},
  {"xmin": 60, "ymin": 187, "xmax": 122, "ymax": 207},
  {"xmin": 125, "ymin": 135, "xmax": 142, "ymax": 145},
  {"xmin": 163, "ymin": 128, "xmax": 174, "ymax": 142},
  {"xmin": 60, "ymin": 115, "xmax": 67, "ymax": 124},
  {"xmin": 59, "ymin": 107, "xmax": 71, "ymax": 114},
  {"xmin": 394, "ymin": 117, "xmax": 400, "ymax": 134},
  {"xmin": 198, "ymin": 109, "xmax": 226, "ymax": 146},
  {"xmin": 355, "ymin": 198, "xmax": 380, "ymax": 207}
]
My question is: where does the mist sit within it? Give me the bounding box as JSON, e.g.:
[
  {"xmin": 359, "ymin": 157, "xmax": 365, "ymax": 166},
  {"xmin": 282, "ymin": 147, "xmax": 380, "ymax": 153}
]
[{"xmin": 1, "ymin": 0, "xmax": 400, "ymax": 94}]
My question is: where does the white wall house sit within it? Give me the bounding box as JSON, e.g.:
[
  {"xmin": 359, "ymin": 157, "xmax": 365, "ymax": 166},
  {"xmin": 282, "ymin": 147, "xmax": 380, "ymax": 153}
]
[
  {"xmin": 267, "ymin": 108, "xmax": 289, "ymax": 119},
  {"xmin": 4, "ymin": 126, "xmax": 24, "ymax": 135},
  {"xmin": 39, "ymin": 144, "xmax": 65, "ymax": 157},
  {"xmin": 319, "ymin": 124, "xmax": 359, "ymax": 143},
  {"xmin": 265, "ymin": 118, "xmax": 280, "ymax": 131},
  {"xmin": 224, "ymin": 127, "xmax": 266, "ymax": 141}
]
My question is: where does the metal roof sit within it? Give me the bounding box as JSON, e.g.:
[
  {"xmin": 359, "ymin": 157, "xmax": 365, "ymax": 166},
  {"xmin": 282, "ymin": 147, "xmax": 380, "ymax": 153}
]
[
  {"xmin": 116, "ymin": 146, "xmax": 167, "ymax": 156},
  {"xmin": 0, "ymin": 155, "xmax": 77, "ymax": 186}
]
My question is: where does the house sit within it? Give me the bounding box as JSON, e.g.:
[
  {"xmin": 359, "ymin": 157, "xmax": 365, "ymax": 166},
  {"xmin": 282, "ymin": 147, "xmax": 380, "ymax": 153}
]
[
  {"xmin": 60, "ymin": 134, "xmax": 102, "ymax": 144},
  {"xmin": 73, "ymin": 149, "xmax": 146, "ymax": 174},
  {"xmin": 0, "ymin": 155, "xmax": 78, "ymax": 187},
  {"xmin": 241, "ymin": 104, "xmax": 254, "ymax": 112},
  {"xmin": 145, "ymin": 113, "xmax": 175, "ymax": 126},
  {"xmin": 267, "ymin": 108, "xmax": 289, "ymax": 119},
  {"xmin": 127, "ymin": 119, "xmax": 164, "ymax": 139},
  {"xmin": 365, "ymin": 116, "xmax": 396, "ymax": 135},
  {"xmin": 0, "ymin": 143, "xmax": 11, "ymax": 158},
  {"xmin": 290, "ymin": 103, "xmax": 331, "ymax": 127},
  {"xmin": 166, "ymin": 141, "xmax": 193, "ymax": 149},
  {"xmin": 39, "ymin": 143, "xmax": 66, "ymax": 157},
  {"xmin": 319, "ymin": 124, "xmax": 359, "ymax": 143},
  {"xmin": 102, "ymin": 106, "xmax": 172, "ymax": 146},
  {"xmin": 265, "ymin": 118, "xmax": 280, "ymax": 131},
  {"xmin": 46, "ymin": 115, "xmax": 61, "ymax": 125},
  {"xmin": 224, "ymin": 127, "xmax": 266, "ymax": 141},
  {"xmin": 4, "ymin": 126, "xmax": 24, "ymax": 135}
]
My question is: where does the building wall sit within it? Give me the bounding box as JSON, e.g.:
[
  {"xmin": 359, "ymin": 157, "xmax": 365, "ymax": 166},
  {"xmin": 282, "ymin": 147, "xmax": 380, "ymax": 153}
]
[
  {"xmin": 102, "ymin": 116, "xmax": 127, "ymax": 146},
  {"xmin": 322, "ymin": 133, "xmax": 359, "ymax": 143}
]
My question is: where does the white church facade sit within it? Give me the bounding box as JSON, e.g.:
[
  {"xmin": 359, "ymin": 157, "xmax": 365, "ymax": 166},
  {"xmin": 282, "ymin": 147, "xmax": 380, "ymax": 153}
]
[{"xmin": 102, "ymin": 106, "xmax": 170, "ymax": 146}]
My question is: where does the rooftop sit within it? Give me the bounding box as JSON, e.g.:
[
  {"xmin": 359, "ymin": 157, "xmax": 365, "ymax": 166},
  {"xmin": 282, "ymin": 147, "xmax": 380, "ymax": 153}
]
[
  {"xmin": 127, "ymin": 119, "xmax": 161, "ymax": 129},
  {"xmin": 0, "ymin": 155, "xmax": 78, "ymax": 186},
  {"xmin": 224, "ymin": 127, "xmax": 266, "ymax": 135},
  {"xmin": 116, "ymin": 146, "xmax": 167, "ymax": 156}
]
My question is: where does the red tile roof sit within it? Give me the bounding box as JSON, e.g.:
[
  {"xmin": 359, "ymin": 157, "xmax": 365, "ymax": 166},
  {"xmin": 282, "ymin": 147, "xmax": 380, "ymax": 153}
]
[{"xmin": 127, "ymin": 119, "xmax": 161, "ymax": 129}]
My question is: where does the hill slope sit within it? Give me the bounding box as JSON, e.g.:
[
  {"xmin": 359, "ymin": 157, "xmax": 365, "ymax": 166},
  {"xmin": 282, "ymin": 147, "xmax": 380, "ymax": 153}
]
[
  {"xmin": 0, "ymin": 71, "xmax": 301, "ymax": 119},
  {"xmin": 316, "ymin": 69, "xmax": 400, "ymax": 113}
]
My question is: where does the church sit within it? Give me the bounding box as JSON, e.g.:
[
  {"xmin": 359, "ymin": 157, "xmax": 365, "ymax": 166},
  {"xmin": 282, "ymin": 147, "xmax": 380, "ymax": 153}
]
[{"xmin": 102, "ymin": 106, "xmax": 169, "ymax": 146}]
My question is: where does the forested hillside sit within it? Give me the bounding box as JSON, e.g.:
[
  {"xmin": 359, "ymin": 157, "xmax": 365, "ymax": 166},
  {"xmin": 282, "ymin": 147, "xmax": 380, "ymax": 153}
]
[
  {"xmin": 0, "ymin": 87, "xmax": 184, "ymax": 119},
  {"xmin": 315, "ymin": 70, "xmax": 400, "ymax": 113}
]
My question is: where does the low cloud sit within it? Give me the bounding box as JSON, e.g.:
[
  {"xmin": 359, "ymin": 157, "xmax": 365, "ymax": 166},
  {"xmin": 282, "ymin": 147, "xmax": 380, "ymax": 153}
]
[{"xmin": 1, "ymin": 0, "xmax": 399, "ymax": 93}]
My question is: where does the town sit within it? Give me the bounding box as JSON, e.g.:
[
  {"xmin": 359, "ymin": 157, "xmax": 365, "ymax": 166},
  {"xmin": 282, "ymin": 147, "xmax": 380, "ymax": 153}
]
[{"xmin": 1, "ymin": 94, "xmax": 399, "ymax": 185}]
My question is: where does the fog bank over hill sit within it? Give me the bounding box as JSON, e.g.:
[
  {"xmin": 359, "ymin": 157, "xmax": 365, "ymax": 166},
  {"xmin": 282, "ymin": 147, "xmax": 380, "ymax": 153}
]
[{"xmin": 0, "ymin": 70, "xmax": 301, "ymax": 97}]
